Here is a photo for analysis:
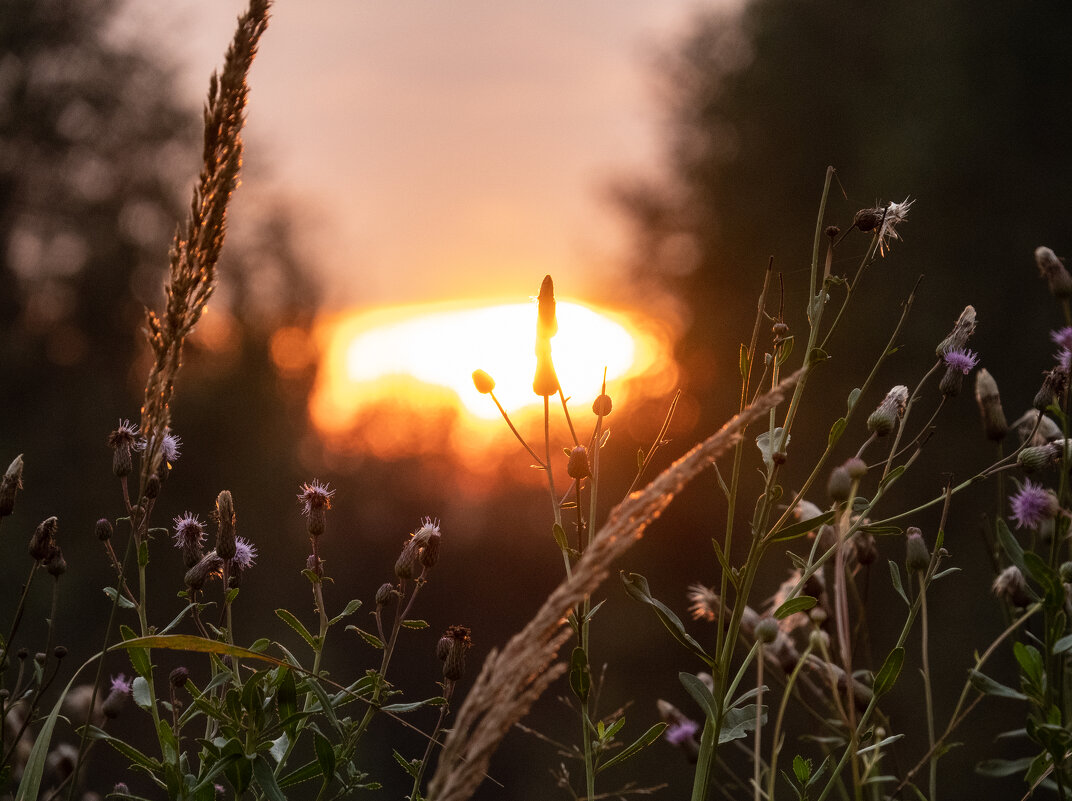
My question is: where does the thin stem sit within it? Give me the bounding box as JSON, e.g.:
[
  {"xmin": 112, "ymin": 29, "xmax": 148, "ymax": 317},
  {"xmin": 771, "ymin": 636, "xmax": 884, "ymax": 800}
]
[
  {"xmin": 490, "ymin": 391, "xmax": 544, "ymax": 466},
  {"xmin": 754, "ymin": 646, "xmax": 764, "ymax": 801},
  {"xmin": 920, "ymin": 577, "xmax": 937, "ymax": 801}
]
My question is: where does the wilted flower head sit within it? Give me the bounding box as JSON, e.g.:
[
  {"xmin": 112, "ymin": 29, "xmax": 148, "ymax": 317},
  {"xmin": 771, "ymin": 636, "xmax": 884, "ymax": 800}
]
[
  {"xmin": 1034, "ymin": 366, "xmax": 1069, "ymax": 411},
  {"xmin": 867, "ymin": 385, "xmax": 909, "ymax": 437},
  {"xmin": 992, "ymin": 565, "xmax": 1032, "ymax": 608},
  {"xmin": 974, "ymin": 369, "xmax": 1008, "ymax": 442},
  {"xmin": 28, "ymin": 516, "xmax": 58, "ymax": 562},
  {"xmin": 687, "ymin": 583, "xmax": 719, "ymax": 622},
  {"xmin": 1010, "ymin": 480, "xmax": 1060, "ymax": 529},
  {"xmin": 1036, "ymin": 246, "xmax": 1072, "ymax": 299},
  {"xmin": 395, "ymin": 517, "xmax": 442, "ymax": 579},
  {"xmin": 214, "ymin": 490, "xmax": 236, "ymax": 560},
  {"xmin": 436, "ymin": 624, "xmax": 472, "ymax": 682}
]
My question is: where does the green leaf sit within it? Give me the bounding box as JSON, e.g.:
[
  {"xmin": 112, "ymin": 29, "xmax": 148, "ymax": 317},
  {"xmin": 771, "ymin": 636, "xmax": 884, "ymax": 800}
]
[
  {"xmin": 269, "ymin": 732, "xmax": 289, "ymax": 764},
  {"xmin": 996, "ymin": 518, "xmax": 1027, "ymax": 574},
  {"xmin": 776, "ymin": 336, "xmax": 794, "ymax": 366},
  {"xmin": 857, "ymin": 733, "xmax": 905, "ymax": 755},
  {"xmin": 975, "ymin": 756, "xmax": 1036, "ymax": 777},
  {"xmin": 392, "ymin": 750, "xmax": 421, "ymax": 779},
  {"xmin": 401, "ymin": 619, "xmax": 429, "ymax": 630},
  {"xmin": 873, "ymin": 647, "xmax": 905, "ymax": 697},
  {"xmin": 120, "ymin": 624, "xmax": 152, "ymax": 678},
  {"xmin": 132, "ymin": 676, "xmax": 152, "ymax": 710},
  {"xmin": 275, "ymin": 609, "xmax": 318, "ymax": 652},
  {"xmin": 793, "ymin": 755, "xmax": 811, "ymax": 784},
  {"xmin": 888, "ymin": 561, "xmax": 909, "ymax": 605},
  {"xmin": 774, "ymin": 595, "xmax": 817, "ymax": 619},
  {"xmin": 769, "ymin": 511, "xmax": 835, "ymax": 542},
  {"xmin": 314, "ymin": 731, "xmax": 336, "ymax": 781},
  {"xmin": 846, "ymin": 387, "xmax": 861, "ymax": 413},
  {"xmin": 679, "ymin": 672, "xmax": 717, "ymax": 720},
  {"xmin": 277, "ymin": 668, "xmax": 298, "ymax": 728},
  {"xmin": 596, "ymin": 722, "xmax": 667, "ymax": 773},
  {"xmin": 569, "ymin": 647, "xmax": 590, "ymax": 701},
  {"xmin": 720, "ymin": 704, "xmax": 766, "ymax": 743},
  {"xmin": 552, "ymin": 523, "xmax": 569, "ymax": 551},
  {"xmin": 86, "ymin": 726, "xmax": 160, "ymax": 771},
  {"xmin": 103, "ymin": 586, "xmax": 135, "ymax": 609},
  {"xmin": 602, "ymin": 717, "xmax": 627, "ymax": 741},
  {"xmin": 138, "ymin": 538, "xmax": 150, "ymax": 567},
  {"xmin": 877, "ymin": 464, "xmax": 906, "ymax": 492},
  {"xmin": 381, "ymin": 697, "xmax": 447, "ymax": 714},
  {"xmin": 711, "ymin": 539, "xmax": 735, "ymax": 586},
  {"xmin": 327, "ymin": 599, "xmax": 362, "ymax": 627},
  {"xmin": 621, "ymin": 572, "xmax": 714, "ymax": 666},
  {"xmin": 278, "ymin": 760, "xmax": 323, "ymax": 788},
  {"xmin": 253, "ymin": 755, "xmax": 288, "ymax": 801},
  {"xmin": 346, "ymin": 625, "xmax": 385, "ymax": 650},
  {"xmin": 968, "ymin": 670, "xmax": 1028, "ymax": 700},
  {"xmin": 1013, "ymin": 642, "xmax": 1044, "ymax": 686},
  {"xmin": 808, "ymin": 347, "xmax": 829, "ymax": 366},
  {"xmin": 828, "ymin": 417, "xmax": 846, "ymax": 448},
  {"xmin": 1023, "ymin": 551, "xmax": 1063, "ymax": 605},
  {"xmin": 1053, "ymin": 633, "xmax": 1072, "ymax": 655}
]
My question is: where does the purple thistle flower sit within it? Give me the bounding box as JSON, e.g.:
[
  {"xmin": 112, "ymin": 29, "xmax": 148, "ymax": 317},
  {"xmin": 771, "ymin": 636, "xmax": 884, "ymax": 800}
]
[
  {"xmin": 161, "ymin": 432, "xmax": 182, "ymax": 463},
  {"xmin": 297, "ymin": 480, "xmax": 335, "ymax": 517},
  {"xmin": 110, "ymin": 674, "xmax": 132, "ymax": 695},
  {"xmin": 231, "ymin": 536, "xmax": 258, "ymax": 571},
  {"xmin": 943, "ymin": 348, "xmax": 979, "ymax": 375},
  {"xmin": 1058, "ymin": 348, "xmax": 1072, "ymax": 373},
  {"xmin": 1051, "ymin": 327, "xmax": 1072, "ymax": 350},
  {"xmin": 172, "ymin": 513, "xmax": 206, "ymax": 550},
  {"xmin": 1009, "ymin": 479, "xmax": 1058, "ymax": 529},
  {"xmin": 664, "ymin": 718, "xmax": 700, "ymax": 746}
]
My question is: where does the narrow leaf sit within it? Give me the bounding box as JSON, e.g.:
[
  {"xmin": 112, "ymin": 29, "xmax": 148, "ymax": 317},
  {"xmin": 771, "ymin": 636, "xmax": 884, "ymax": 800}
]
[
  {"xmin": 679, "ymin": 672, "xmax": 717, "ymax": 720},
  {"xmin": 253, "ymin": 755, "xmax": 288, "ymax": 801},
  {"xmin": 596, "ymin": 722, "xmax": 667, "ymax": 773},
  {"xmin": 968, "ymin": 670, "xmax": 1028, "ymax": 701},
  {"xmin": 275, "ymin": 609, "xmax": 318, "ymax": 652},
  {"xmin": 873, "ymin": 647, "xmax": 905, "ymax": 697},
  {"xmin": 621, "ymin": 572, "xmax": 714, "ymax": 666},
  {"xmin": 773, "ymin": 595, "xmax": 816, "ymax": 620},
  {"xmin": 888, "ymin": 561, "xmax": 909, "ymax": 605},
  {"xmin": 381, "ymin": 697, "xmax": 447, "ymax": 714},
  {"xmin": 769, "ymin": 511, "xmax": 835, "ymax": 542}
]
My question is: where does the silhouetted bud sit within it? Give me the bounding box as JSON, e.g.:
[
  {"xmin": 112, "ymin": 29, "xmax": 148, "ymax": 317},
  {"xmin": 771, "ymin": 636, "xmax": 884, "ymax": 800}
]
[
  {"xmin": 471, "ymin": 369, "xmax": 495, "ymax": 395},
  {"xmin": 214, "ymin": 491, "xmax": 236, "ymax": 560},
  {"xmin": 536, "ymin": 275, "xmax": 558, "ymax": 340},
  {"xmin": 532, "ymin": 340, "xmax": 559, "ymax": 397},
  {"xmin": 54, "ymin": 646, "xmax": 67, "ymax": 660},
  {"xmin": 974, "ymin": 369, "xmax": 1008, "ymax": 442},
  {"xmin": 853, "ymin": 206, "xmax": 885, "ymax": 233},
  {"xmin": 170, "ymin": 667, "xmax": 190, "ymax": 688},
  {"xmin": 1036, "ymin": 246, "xmax": 1072, "ymax": 299},
  {"xmin": 0, "ymin": 454, "xmax": 23, "ymax": 517},
  {"xmin": 184, "ymin": 551, "xmax": 223, "ymax": 589},
  {"xmin": 144, "ymin": 474, "xmax": 160, "ymax": 500},
  {"xmin": 852, "ymin": 530, "xmax": 878, "ymax": 566},
  {"xmin": 29, "ymin": 516, "xmax": 58, "ymax": 561},
  {"xmin": 45, "ymin": 546, "xmax": 66, "ymax": 577},
  {"xmin": 592, "ymin": 393, "xmax": 613, "ymax": 416},
  {"xmin": 437, "ymin": 624, "xmax": 472, "ymax": 681},
  {"xmin": 567, "ymin": 446, "xmax": 590, "ymax": 479},
  {"xmin": 867, "ymin": 386, "xmax": 908, "ymax": 437},
  {"xmin": 1034, "ymin": 367, "xmax": 1068, "ymax": 411},
  {"xmin": 905, "ymin": 528, "xmax": 930, "ymax": 574},
  {"xmin": 824, "ymin": 225, "xmax": 840, "ymax": 239},
  {"xmin": 420, "ymin": 530, "xmax": 441, "ymax": 568},
  {"xmin": 95, "ymin": 518, "xmax": 113, "ymax": 542}
]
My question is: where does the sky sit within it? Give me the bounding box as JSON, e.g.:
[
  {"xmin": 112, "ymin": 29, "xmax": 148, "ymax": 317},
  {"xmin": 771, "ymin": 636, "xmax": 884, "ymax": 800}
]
[{"xmin": 118, "ymin": 1, "xmax": 737, "ymax": 310}]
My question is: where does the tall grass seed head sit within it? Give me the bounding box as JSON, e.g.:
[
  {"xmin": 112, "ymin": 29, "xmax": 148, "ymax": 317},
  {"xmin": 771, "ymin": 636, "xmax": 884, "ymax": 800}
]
[
  {"xmin": 867, "ymin": 385, "xmax": 908, "ymax": 437},
  {"xmin": 214, "ymin": 490, "xmax": 236, "ymax": 560},
  {"xmin": 1033, "ymin": 366, "xmax": 1068, "ymax": 411},
  {"xmin": 471, "ymin": 369, "xmax": 496, "ymax": 395},
  {"xmin": 107, "ymin": 419, "xmax": 141, "ymax": 478},
  {"xmin": 298, "ymin": 479, "xmax": 335, "ymax": 538},
  {"xmin": 567, "ymin": 445, "xmax": 590, "ymax": 479},
  {"xmin": 0, "ymin": 454, "xmax": 23, "ymax": 517},
  {"xmin": 905, "ymin": 527, "xmax": 930, "ymax": 574},
  {"xmin": 993, "ymin": 565, "xmax": 1032, "ymax": 607},
  {"xmin": 974, "ymin": 368, "xmax": 1008, "ymax": 442},
  {"xmin": 935, "ymin": 305, "xmax": 977, "ymax": 357},
  {"xmin": 28, "ymin": 516, "xmax": 58, "ymax": 562},
  {"xmin": 1036, "ymin": 246, "xmax": 1072, "ymax": 299},
  {"xmin": 1009, "ymin": 479, "xmax": 1060, "ymax": 529}
]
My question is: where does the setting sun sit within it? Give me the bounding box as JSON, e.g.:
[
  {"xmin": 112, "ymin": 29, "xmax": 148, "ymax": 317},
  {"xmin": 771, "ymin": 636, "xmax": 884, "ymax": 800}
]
[{"xmin": 308, "ymin": 295, "xmax": 677, "ymax": 457}]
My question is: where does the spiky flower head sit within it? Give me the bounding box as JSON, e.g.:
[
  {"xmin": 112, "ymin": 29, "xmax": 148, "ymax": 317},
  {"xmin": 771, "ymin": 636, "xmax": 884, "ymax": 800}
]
[
  {"xmin": 943, "ymin": 349, "xmax": 979, "ymax": 375},
  {"xmin": 1036, "ymin": 246, "xmax": 1072, "ymax": 299},
  {"xmin": 394, "ymin": 517, "xmax": 442, "ymax": 579},
  {"xmin": 110, "ymin": 674, "xmax": 132, "ymax": 695},
  {"xmin": 107, "ymin": 419, "xmax": 141, "ymax": 478},
  {"xmin": 298, "ymin": 480, "xmax": 335, "ymax": 538},
  {"xmin": 687, "ymin": 583, "xmax": 719, "ymax": 622},
  {"xmin": 974, "ymin": 369, "xmax": 1008, "ymax": 442},
  {"xmin": 172, "ymin": 513, "xmax": 206, "ymax": 568},
  {"xmin": 1052, "ymin": 327, "xmax": 1072, "ymax": 351},
  {"xmin": 867, "ymin": 385, "xmax": 909, "ymax": 437},
  {"xmin": 231, "ymin": 536, "xmax": 257, "ymax": 571},
  {"xmin": 1010, "ymin": 480, "xmax": 1060, "ymax": 529},
  {"xmin": 102, "ymin": 674, "xmax": 132, "ymax": 719},
  {"xmin": 160, "ymin": 431, "xmax": 181, "ymax": 464}
]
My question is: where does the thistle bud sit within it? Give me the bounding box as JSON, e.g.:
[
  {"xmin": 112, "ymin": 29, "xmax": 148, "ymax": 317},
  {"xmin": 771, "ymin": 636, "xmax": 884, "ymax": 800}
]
[
  {"xmin": 755, "ymin": 617, "xmax": 779, "ymax": 644},
  {"xmin": 170, "ymin": 667, "xmax": 190, "ymax": 689},
  {"xmin": 1033, "ymin": 366, "xmax": 1068, "ymax": 411},
  {"xmin": 853, "ymin": 206, "xmax": 885, "ymax": 233},
  {"xmin": 974, "ymin": 369, "xmax": 1008, "ymax": 442},
  {"xmin": 471, "ymin": 369, "xmax": 496, "ymax": 395},
  {"xmin": 1036, "ymin": 246, "xmax": 1072, "ymax": 299},
  {"xmin": 95, "ymin": 518, "xmax": 113, "ymax": 542},
  {"xmin": 1018, "ymin": 444, "xmax": 1059, "ymax": 473},
  {"xmin": 28, "ymin": 516, "xmax": 58, "ymax": 562},
  {"xmin": 420, "ymin": 529, "xmax": 441, "ymax": 568},
  {"xmin": 592, "ymin": 393, "xmax": 613, "ymax": 416},
  {"xmin": 938, "ymin": 366, "xmax": 964, "ymax": 397},
  {"xmin": 935, "ymin": 305, "xmax": 977, "ymax": 357},
  {"xmin": 436, "ymin": 624, "xmax": 472, "ymax": 682},
  {"xmin": 214, "ymin": 490, "xmax": 236, "ymax": 560},
  {"xmin": 992, "ymin": 565, "xmax": 1032, "ymax": 607},
  {"xmin": 0, "ymin": 454, "xmax": 23, "ymax": 517},
  {"xmin": 45, "ymin": 546, "xmax": 66, "ymax": 577},
  {"xmin": 184, "ymin": 551, "xmax": 223, "ymax": 589},
  {"xmin": 375, "ymin": 582, "xmax": 397, "ymax": 607},
  {"xmin": 867, "ymin": 386, "xmax": 908, "ymax": 437},
  {"xmin": 827, "ymin": 465, "xmax": 853, "ymax": 502},
  {"xmin": 394, "ymin": 539, "xmax": 421, "ymax": 579},
  {"xmin": 144, "ymin": 474, "xmax": 160, "ymax": 500},
  {"xmin": 852, "ymin": 530, "xmax": 878, "ymax": 566},
  {"xmin": 567, "ymin": 446, "xmax": 590, "ymax": 479},
  {"xmin": 536, "ymin": 275, "xmax": 558, "ymax": 340},
  {"xmin": 905, "ymin": 527, "xmax": 930, "ymax": 574}
]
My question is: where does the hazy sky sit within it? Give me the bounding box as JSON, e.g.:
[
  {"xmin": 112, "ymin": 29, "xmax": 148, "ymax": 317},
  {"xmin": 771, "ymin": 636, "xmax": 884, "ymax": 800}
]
[{"xmin": 121, "ymin": 1, "xmax": 737, "ymax": 309}]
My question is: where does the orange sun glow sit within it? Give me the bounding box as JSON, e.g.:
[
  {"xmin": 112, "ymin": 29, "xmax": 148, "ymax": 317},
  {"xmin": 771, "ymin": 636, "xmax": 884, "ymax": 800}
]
[{"xmin": 308, "ymin": 297, "xmax": 677, "ymax": 460}]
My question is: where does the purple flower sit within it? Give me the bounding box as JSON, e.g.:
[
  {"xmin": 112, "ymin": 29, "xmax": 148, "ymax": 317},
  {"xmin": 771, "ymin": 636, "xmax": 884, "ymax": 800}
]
[
  {"xmin": 107, "ymin": 419, "xmax": 140, "ymax": 449},
  {"xmin": 231, "ymin": 536, "xmax": 258, "ymax": 571},
  {"xmin": 110, "ymin": 674, "xmax": 132, "ymax": 695},
  {"xmin": 172, "ymin": 513, "xmax": 206, "ymax": 551},
  {"xmin": 1009, "ymin": 480, "xmax": 1058, "ymax": 529},
  {"xmin": 664, "ymin": 718, "xmax": 700, "ymax": 746},
  {"xmin": 161, "ymin": 432, "xmax": 181, "ymax": 463},
  {"xmin": 1058, "ymin": 348, "xmax": 1072, "ymax": 373},
  {"xmin": 297, "ymin": 480, "xmax": 335, "ymax": 516},
  {"xmin": 943, "ymin": 348, "xmax": 979, "ymax": 375},
  {"xmin": 1051, "ymin": 327, "xmax": 1072, "ymax": 350}
]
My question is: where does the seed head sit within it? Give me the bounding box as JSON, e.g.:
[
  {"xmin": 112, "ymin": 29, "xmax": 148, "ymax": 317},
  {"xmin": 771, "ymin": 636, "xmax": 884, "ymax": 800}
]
[
  {"xmin": 853, "ymin": 206, "xmax": 885, "ymax": 233},
  {"xmin": 0, "ymin": 454, "xmax": 24, "ymax": 517},
  {"xmin": 567, "ymin": 445, "xmax": 590, "ymax": 479},
  {"xmin": 867, "ymin": 386, "xmax": 908, "ymax": 437},
  {"xmin": 297, "ymin": 480, "xmax": 335, "ymax": 538},
  {"xmin": 471, "ymin": 369, "xmax": 495, "ymax": 395},
  {"xmin": 1036, "ymin": 246, "xmax": 1072, "ymax": 299},
  {"xmin": 974, "ymin": 369, "xmax": 1008, "ymax": 442}
]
